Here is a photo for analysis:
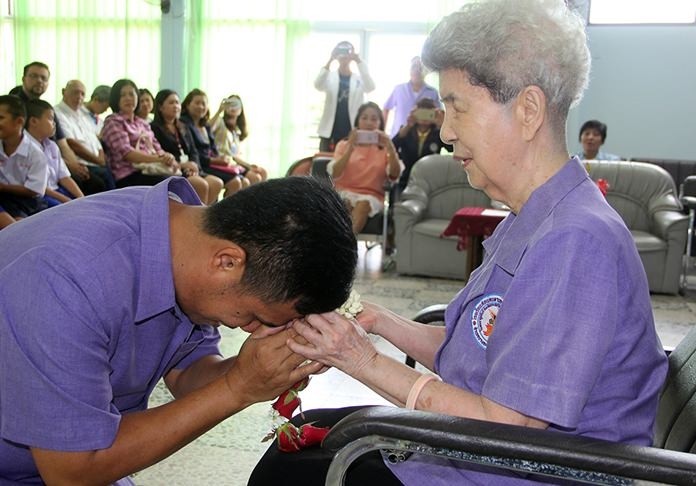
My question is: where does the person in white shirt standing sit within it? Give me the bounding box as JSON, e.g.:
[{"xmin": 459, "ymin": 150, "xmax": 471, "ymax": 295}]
[
  {"xmin": 54, "ymin": 80, "xmax": 114, "ymax": 191},
  {"xmin": 314, "ymin": 41, "xmax": 375, "ymax": 153}
]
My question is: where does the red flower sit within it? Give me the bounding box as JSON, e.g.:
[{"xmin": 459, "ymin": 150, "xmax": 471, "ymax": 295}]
[
  {"xmin": 298, "ymin": 423, "xmax": 330, "ymax": 448},
  {"xmin": 264, "ymin": 377, "xmax": 330, "ymax": 452},
  {"xmin": 271, "ymin": 377, "xmax": 310, "ymax": 419},
  {"xmin": 276, "ymin": 423, "xmax": 302, "ymax": 452}
]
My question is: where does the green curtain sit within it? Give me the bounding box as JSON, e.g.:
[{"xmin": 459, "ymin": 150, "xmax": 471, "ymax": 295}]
[
  {"xmin": 186, "ymin": 0, "xmax": 311, "ymax": 177},
  {"xmin": 9, "ymin": 0, "xmax": 161, "ymax": 105}
]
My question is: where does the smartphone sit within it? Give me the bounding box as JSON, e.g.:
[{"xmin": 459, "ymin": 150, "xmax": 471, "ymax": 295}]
[
  {"xmin": 355, "ymin": 130, "xmax": 379, "ymax": 145},
  {"xmin": 414, "ymin": 108, "xmax": 436, "ymax": 122}
]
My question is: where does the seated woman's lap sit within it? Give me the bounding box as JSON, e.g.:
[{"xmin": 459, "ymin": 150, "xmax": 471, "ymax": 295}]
[
  {"xmin": 115, "ymin": 171, "xmax": 169, "ymax": 188},
  {"xmin": 248, "ymin": 406, "xmax": 402, "ymax": 486}
]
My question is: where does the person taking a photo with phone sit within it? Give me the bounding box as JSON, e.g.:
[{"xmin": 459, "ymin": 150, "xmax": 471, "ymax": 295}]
[
  {"xmin": 383, "ymin": 56, "xmax": 442, "ymax": 138},
  {"xmin": 392, "ymin": 98, "xmax": 453, "ymax": 192},
  {"xmin": 327, "ymin": 101, "xmax": 402, "ymax": 234}
]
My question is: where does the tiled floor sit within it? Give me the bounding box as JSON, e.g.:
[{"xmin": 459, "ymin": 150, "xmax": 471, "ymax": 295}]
[{"xmin": 133, "ymin": 245, "xmax": 696, "ymax": 485}]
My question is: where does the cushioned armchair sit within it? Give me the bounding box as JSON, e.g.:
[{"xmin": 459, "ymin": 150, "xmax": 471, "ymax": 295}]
[
  {"xmin": 393, "ymin": 154, "xmax": 491, "ymax": 280},
  {"xmin": 586, "ymin": 161, "xmax": 689, "ymax": 294}
]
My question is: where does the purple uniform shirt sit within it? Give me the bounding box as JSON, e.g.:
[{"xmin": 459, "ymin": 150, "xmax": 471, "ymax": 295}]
[
  {"xmin": 0, "ymin": 178, "xmax": 221, "ymax": 484},
  {"xmin": 388, "ymin": 158, "xmax": 668, "ymax": 485},
  {"xmin": 383, "ymin": 82, "xmax": 440, "ymax": 137}
]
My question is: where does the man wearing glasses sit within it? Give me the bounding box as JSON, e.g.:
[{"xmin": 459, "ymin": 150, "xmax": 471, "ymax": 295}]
[{"xmin": 9, "ymin": 62, "xmax": 107, "ymax": 195}]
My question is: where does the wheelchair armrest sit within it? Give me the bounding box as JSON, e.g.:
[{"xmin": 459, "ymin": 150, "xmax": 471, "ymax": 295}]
[
  {"xmin": 413, "ymin": 304, "xmax": 447, "ymax": 324},
  {"xmin": 324, "ymin": 406, "xmax": 696, "ymax": 485}
]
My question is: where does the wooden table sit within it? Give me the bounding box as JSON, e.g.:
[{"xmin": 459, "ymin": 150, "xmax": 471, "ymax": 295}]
[{"xmin": 441, "ymin": 207, "xmax": 509, "ymax": 275}]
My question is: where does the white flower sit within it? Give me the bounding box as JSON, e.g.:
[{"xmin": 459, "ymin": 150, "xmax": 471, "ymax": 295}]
[{"xmin": 336, "ymin": 289, "xmax": 363, "ymax": 319}]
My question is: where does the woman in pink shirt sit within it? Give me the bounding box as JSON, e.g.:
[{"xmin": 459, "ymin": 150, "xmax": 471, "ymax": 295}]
[
  {"xmin": 329, "ymin": 102, "xmax": 402, "ymax": 234},
  {"xmin": 102, "ymin": 79, "xmax": 184, "ymax": 189}
]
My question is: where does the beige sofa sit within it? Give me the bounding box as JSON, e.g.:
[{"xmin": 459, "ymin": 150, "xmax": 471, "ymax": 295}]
[
  {"xmin": 393, "ymin": 154, "xmax": 491, "ymax": 280},
  {"xmin": 394, "ymin": 156, "xmax": 689, "ymax": 294}
]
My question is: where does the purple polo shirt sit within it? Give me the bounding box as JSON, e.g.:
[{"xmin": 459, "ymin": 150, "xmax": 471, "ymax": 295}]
[
  {"xmin": 383, "ymin": 82, "xmax": 441, "ymax": 137},
  {"xmin": 0, "ymin": 177, "xmax": 221, "ymax": 484},
  {"xmin": 388, "ymin": 158, "xmax": 668, "ymax": 485}
]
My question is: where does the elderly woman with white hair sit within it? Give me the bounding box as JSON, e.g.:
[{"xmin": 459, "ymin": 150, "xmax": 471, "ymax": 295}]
[{"xmin": 249, "ymin": 1, "xmax": 667, "ymax": 484}]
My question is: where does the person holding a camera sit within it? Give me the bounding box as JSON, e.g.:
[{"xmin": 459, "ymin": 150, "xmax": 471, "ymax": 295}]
[
  {"xmin": 392, "ymin": 98, "xmax": 453, "ymax": 192},
  {"xmin": 314, "ymin": 41, "xmax": 375, "ymax": 153},
  {"xmin": 383, "ymin": 56, "xmax": 441, "ymax": 138},
  {"xmin": 326, "ymin": 101, "xmax": 401, "ymax": 235}
]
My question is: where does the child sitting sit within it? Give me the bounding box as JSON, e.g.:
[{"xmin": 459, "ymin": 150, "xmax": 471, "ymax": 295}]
[
  {"xmin": 0, "ymin": 95, "xmax": 49, "ymax": 220},
  {"xmin": 25, "ymin": 99, "xmax": 84, "ymax": 207},
  {"xmin": 328, "ymin": 101, "xmax": 402, "ymax": 234}
]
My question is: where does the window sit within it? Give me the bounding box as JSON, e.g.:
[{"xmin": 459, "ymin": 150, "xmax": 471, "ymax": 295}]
[{"xmin": 589, "ymin": 0, "xmax": 696, "ymax": 24}]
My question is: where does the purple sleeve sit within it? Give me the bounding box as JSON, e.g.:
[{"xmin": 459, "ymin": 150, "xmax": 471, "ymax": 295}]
[{"xmin": 0, "ymin": 252, "xmax": 120, "ymax": 451}]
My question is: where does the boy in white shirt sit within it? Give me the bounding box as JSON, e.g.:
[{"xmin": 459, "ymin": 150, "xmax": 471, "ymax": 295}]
[
  {"xmin": 0, "ymin": 95, "xmax": 49, "ymax": 219},
  {"xmin": 25, "ymin": 99, "xmax": 83, "ymax": 206}
]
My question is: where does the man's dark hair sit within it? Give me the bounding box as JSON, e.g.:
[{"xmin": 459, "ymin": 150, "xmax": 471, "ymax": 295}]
[
  {"xmin": 202, "ymin": 177, "xmax": 357, "ymax": 314},
  {"xmin": 22, "ymin": 61, "xmax": 50, "ymax": 77},
  {"xmin": 24, "ymin": 99, "xmax": 53, "ymax": 128},
  {"xmin": 0, "ymin": 95, "xmax": 26, "ymax": 119},
  {"xmin": 109, "ymin": 78, "xmax": 139, "ymax": 114},
  {"xmin": 579, "ymin": 119, "xmax": 608, "ymax": 143}
]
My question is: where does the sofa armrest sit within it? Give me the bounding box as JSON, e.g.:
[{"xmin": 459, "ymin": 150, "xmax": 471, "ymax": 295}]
[
  {"xmin": 652, "ymin": 209, "xmax": 690, "ymax": 240},
  {"xmin": 324, "ymin": 406, "xmax": 696, "ymax": 485},
  {"xmin": 394, "ymin": 199, "xmax": 426, "ymax": 224}
]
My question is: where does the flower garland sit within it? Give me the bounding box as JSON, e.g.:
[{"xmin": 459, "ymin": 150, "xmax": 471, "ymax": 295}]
[{"xmin": 262, "ymin": 290, "xmax": 363, "ymax": 452}]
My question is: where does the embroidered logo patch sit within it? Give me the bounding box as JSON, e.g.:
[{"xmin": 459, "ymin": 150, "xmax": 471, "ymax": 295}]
[{"xmin": 471, "ymin": 294, "xmax": 503, "ymax": 349}]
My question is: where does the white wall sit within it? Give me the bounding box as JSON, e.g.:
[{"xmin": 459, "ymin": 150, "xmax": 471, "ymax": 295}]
[{"xmin": 567, "ymin": 25, "xmax": 696, "ymax": 160}]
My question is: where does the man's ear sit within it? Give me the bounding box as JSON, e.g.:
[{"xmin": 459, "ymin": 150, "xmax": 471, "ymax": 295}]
[
  {"xmin": 515, "ymin": 85, "xmax": 546, "ymax": 142},
  {"xmin": 214, "ymin": 244, "xmax": 247, "ymax": 280}
]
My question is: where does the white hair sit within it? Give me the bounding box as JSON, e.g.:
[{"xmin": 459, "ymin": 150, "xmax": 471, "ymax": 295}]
[{"xmin": 422, "ymin": 0, "xmax": 590, "ymax": 130}]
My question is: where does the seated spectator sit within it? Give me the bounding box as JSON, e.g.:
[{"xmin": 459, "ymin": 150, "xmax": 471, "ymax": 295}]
[
  {"xmin": 210, "ymin": 94, "xmax": 268, "ymax": 184},
  {"xmin": 101, "ymin": 79, "xmax": 178, "ymax": 188},
  {"xmin": 25, "ymin": 99, "xmax": 83, "ymax": 206},
  {"xmin": 575, "ymin": 119, "xmax": 621, "ymax": 161},
  {"xmin": 392, "ymin": 98, "xmax": 453, "ymax": 191},
  {"xmin": 0, "ymin": 95, "xmax": 48, "ymax": 219},
  {"xmin": 181, "ymin": 88, "xmax": 245, "ymax": 197},
  {"xmin": 135, "ymin": 88, "xmax": 154, "ymax": 122},
  {"xmin": 9, "ymin": 61, "xmax": 100, "ymax": 194},
  {"xmin": 151, "ymin": 89, "xmax": 223, "ymax": 204},
  {"xmin": 328, "ymin": 101, "xmax": 401, "ymax": 234},
  {"xmin": 82, "ymin": 84, "xmax": 111, "ymax": 136},
  {"xmin": 383, "ymin": 56, "xmax": 441, "ymax": 137},
  {"xmin": 54, "ymin": 80, "xmax": 115, "ymax": 191}
]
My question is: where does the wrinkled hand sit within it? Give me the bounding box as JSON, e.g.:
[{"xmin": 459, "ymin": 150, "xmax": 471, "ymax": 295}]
[
  {"xmin": 353, "ymin": 300, "xmax": 390, "ymax": 335},
  {"xmin": 228, "ymin": 327, "xmax": 324, "ymax": 406},
  {"xmin": 289, "ymin": 312, "xmax": 377, "ymax": 378}
]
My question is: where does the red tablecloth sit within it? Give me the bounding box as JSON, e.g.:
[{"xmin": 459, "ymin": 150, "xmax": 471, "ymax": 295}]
[{"xmin": 441, "ymin": 207, "xmax": 509, "ymax": 251}]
